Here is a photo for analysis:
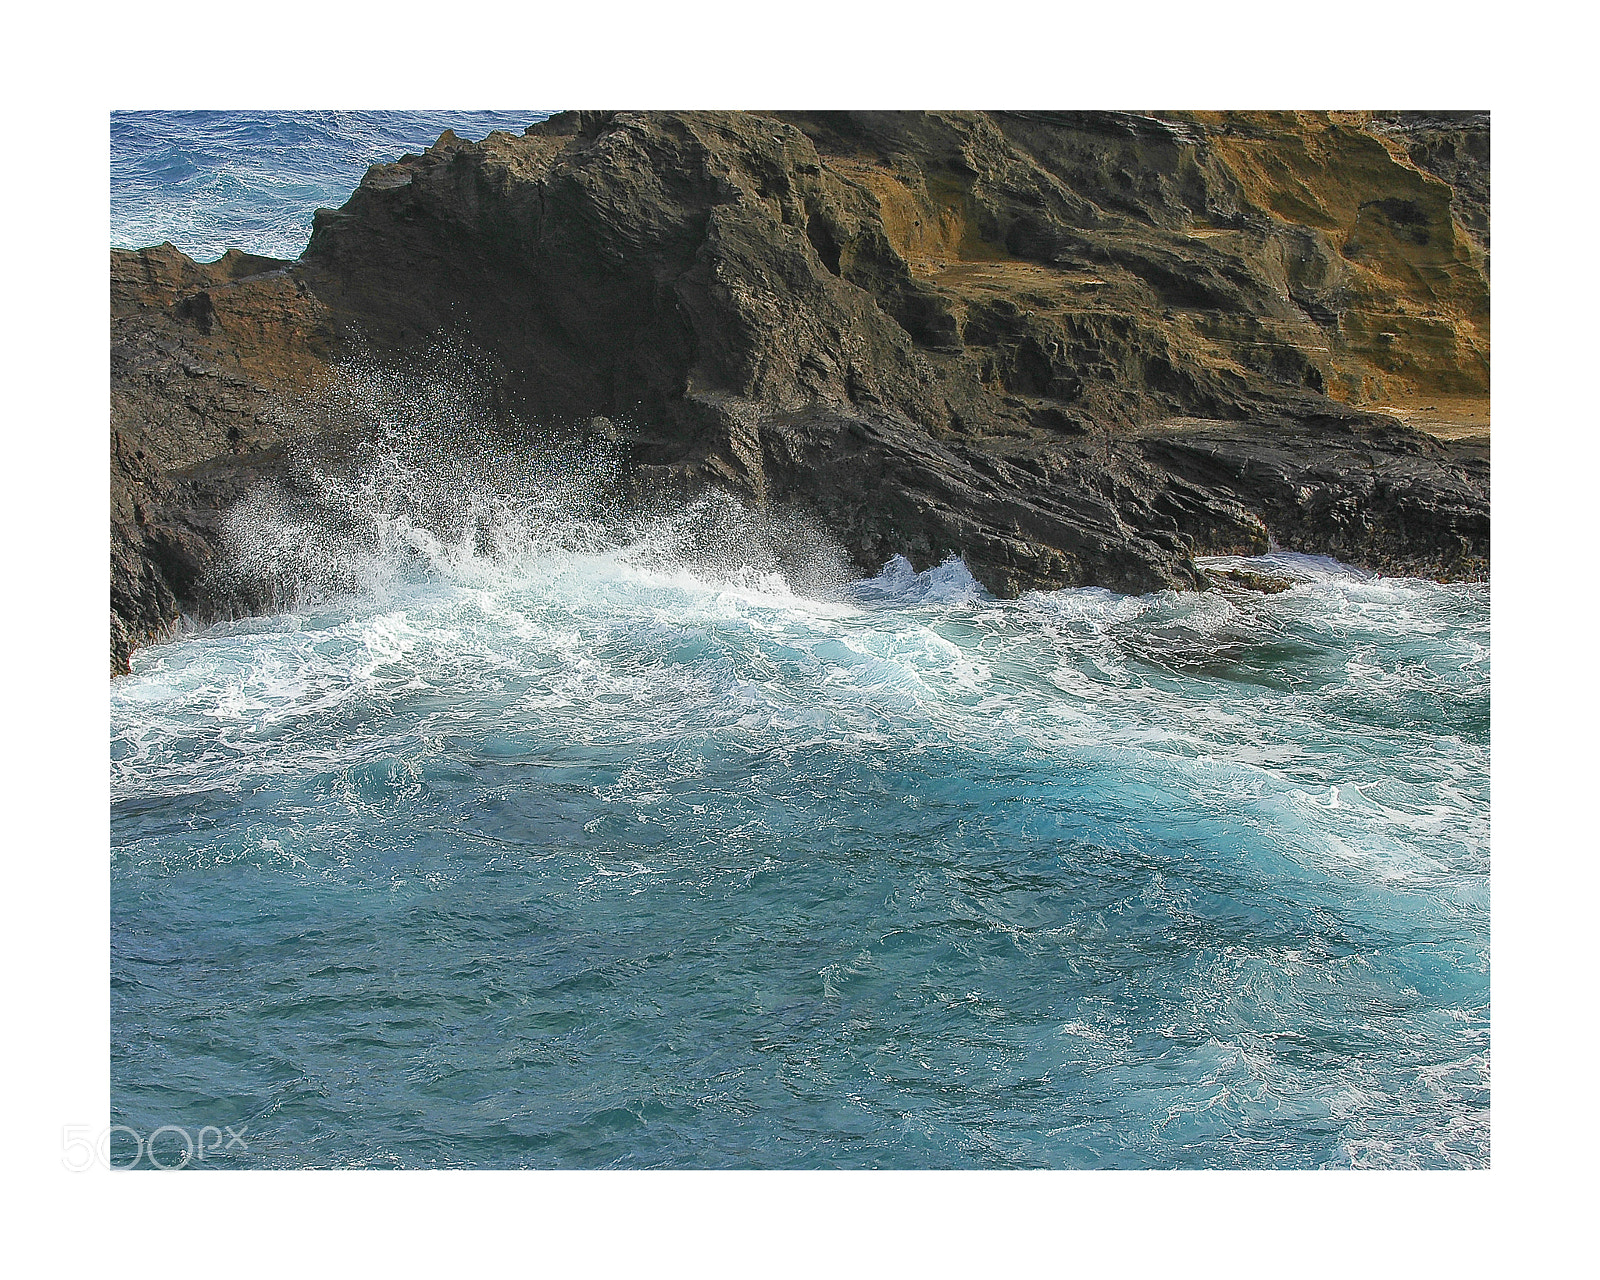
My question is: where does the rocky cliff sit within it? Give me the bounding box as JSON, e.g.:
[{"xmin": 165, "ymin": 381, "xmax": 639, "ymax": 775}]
[{"xmin": 111, "ymin": 110, "xmax": 1489, "ymax": 674}]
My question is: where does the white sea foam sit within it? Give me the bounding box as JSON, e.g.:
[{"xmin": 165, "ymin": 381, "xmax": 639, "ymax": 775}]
[
  {"xmin": 121, "ymin": 374, "xmax": 1487, "ymax": 908},
  {"xmin": 110, "ymin": 115, "xmax": 1490, "ymax": 1170}
]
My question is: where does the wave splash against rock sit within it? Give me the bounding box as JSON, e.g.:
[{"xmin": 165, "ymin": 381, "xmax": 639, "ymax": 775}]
[{"xmin": 110, "ymin": 110, "xmax": 1489, "ymax": 675}]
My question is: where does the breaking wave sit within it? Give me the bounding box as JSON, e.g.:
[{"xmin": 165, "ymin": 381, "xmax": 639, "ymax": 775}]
[{"xmin": 111, "ymin": 359, "xmax": 1489, "ymax": 1170}]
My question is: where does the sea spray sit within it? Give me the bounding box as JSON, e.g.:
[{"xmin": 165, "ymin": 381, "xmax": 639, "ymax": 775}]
[
  {"xmin": 115, "ymin": 391, "xmax": 1488, "ymax": 1166},
  {"xmin": 213, "ymin": 348, "xmax": 860, "ymax": 618},
  {"xmin": 110, "ymin": 109, "xmax": 1491, "ymax": 1172}
]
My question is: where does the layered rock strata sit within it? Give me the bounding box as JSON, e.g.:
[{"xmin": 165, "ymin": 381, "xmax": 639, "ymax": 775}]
[{"xmin": 111, "ymin": 110, "xmax": 1489, "ymax": 674}]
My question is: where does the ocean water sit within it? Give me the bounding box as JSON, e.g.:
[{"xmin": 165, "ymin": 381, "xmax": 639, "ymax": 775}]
[
  {"xmin": 109, "ymin": 114, "xmax": 1490, "ymax": 1169},
  {"xmin": 111, "ymin": 110, "xmax": 553, "ymax": 261}
]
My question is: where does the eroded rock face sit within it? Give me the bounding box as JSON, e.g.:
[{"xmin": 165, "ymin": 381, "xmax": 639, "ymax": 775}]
[
  {"xmin": 110, "ymin": 245, "xmax": 336, "ymax": 670},
  {"xmin": 110, "ymin": 110, "xmax": 1489, "ymax": 674}
]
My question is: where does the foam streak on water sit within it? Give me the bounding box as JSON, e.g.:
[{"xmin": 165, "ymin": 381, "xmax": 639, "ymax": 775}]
[{"xmin": 111, "ymin": 428, "xmax": 1489, "ymax": 1168}]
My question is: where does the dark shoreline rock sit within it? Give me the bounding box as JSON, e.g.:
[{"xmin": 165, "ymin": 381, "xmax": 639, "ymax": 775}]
[{"xmin": 110, "ymin": 110, "xmax": 1489, "ymax": 675}]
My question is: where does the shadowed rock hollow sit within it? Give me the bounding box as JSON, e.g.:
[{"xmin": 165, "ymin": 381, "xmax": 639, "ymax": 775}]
[{"xmin": 111, "ymin": 109, "xmax": 1489, "ymax": 674}]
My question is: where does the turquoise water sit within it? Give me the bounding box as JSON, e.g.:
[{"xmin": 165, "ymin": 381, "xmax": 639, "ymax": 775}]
[
  {"xmin": 109, "ymin": 114, "xmax": 1490, "ymax": 1169},
  {"xmin": 110, "ymin": 424, "xmax": 1490, "ymax": 1169}
]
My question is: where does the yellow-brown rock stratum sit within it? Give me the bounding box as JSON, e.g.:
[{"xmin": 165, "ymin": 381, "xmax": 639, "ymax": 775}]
[{"xmin": 112, "ymin": 110, "xmax": 1488, "ymax": 674}]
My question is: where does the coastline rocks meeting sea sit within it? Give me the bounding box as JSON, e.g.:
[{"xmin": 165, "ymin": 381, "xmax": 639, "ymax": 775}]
[{"xmin": 110, "ymin": 109, "xmax": 1489, "ymax": 675}]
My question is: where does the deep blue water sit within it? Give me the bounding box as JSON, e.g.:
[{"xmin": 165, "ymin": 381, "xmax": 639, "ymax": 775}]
[{"xmin": 109, "ymin": 113, "xmax": 1489, "ymax": 1169}]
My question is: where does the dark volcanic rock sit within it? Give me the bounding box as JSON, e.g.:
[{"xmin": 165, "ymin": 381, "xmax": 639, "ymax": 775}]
[
  {"xmin": 1138, "ymin": 416, "xmax": 1489, "ymax": 581},
  {"xmin": 110, "ymin": 111, "xmax": 1490, "ymax": 674},
  {"xmin": 110, "ymin": 244, "xmax": 334, "ymax": 671}
]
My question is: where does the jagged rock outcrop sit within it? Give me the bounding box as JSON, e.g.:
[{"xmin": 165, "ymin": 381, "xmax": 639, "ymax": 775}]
[{"xmin": 111, "ymin": 110, "xmax": 1489, "ymax": 674}]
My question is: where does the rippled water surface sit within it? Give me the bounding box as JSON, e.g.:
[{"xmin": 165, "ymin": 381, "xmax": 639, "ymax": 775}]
[
  {"xmin": 110, "ymin": 113, "xmax": 1489, "ymax": 1169},
  {"xmin": 111, "ymin": 489, "xmax": 1488, "ymax": 1167}
]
